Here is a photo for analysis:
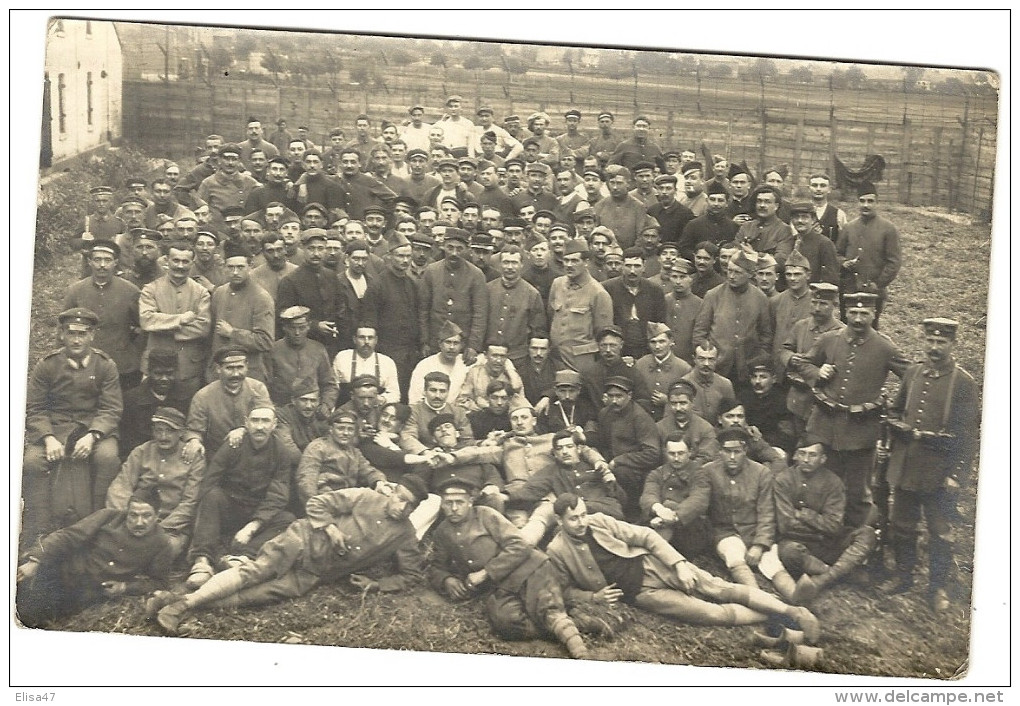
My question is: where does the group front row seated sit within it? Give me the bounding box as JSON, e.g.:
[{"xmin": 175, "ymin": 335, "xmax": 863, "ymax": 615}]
[{"xmin": 17, "ymin": 303, "xmax": 978, "ymax": 659}]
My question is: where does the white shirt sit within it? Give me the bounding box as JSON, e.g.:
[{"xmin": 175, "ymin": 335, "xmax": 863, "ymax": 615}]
[
  {"xmin": 407, "ymin": 353, "xmax": 469, "ymax": 406},
  {"xmin": 332, "ymin": 349, "xmax": 401, "ymax": 404},
  {"xmin": 400, "ymin": 122, "xmax": 433, "ymax": 153},
  {"xmin": 344, "ymin": 272, "xmax": 367, "ymax": 299}
]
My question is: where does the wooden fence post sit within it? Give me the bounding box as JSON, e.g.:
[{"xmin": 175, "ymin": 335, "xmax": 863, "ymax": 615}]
[
  {"xmin": 793, "ymin": 115, "xmax": 804, "ymax": 187},
  {"xmin": 932, "ymin": 125, "xmax": 944, "ymax": 208},
  {"xmin": 972, "ymin": 126, "xmax": 984, "ymax": 219},
  {"xmin": 898, "ymin": 117, "xmax": 912, "ymax": 205},
  {"xmin": 828, "ymin": 108, "xmax": 838, "ymax": 191}
]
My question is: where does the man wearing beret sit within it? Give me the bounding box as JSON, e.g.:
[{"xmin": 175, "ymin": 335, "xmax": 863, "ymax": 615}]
[
  {"xmin": 693, "ymin": 248, "xmax": 774, "ymax": 383},
  {"xmin": 17, "ymin": 486, "xmax": 173, "ymax": 627},
  {"xmin": 791, "ymin": 292, "xmax": 909, "ymax": 529},
  {"xmin": 883, "ymin": 318, "xmax": 980, "ymax": 612},
  {"xmin": 788, "ymin": 200, "xmax": 840, "ymax": 286},
  {"xmin": 153, "ymin": 475, "xmax": 428, "ymax": 635},
  {"xmin": 139, "ymin": 238, "xmax": 212, "ymax": 399},
  {"xmin": 726, "ymin": 164, "xmax": 756, "ymax": 223},
  {"xmin": 609, "ymin": 116, "xmax": 663, "ymax": 171},
  {"xmin": 418, "ymin": 227, "xmax": 489, "ymax": 364},
  {"xmin": 835, "ymin": 182, "xmax": 902, "ymax": 328},
  {"xmin": 428, "ymin": 476, "xmax": 590, "ymax": 659},
  {"xmin": 736, "ymin": 185, "xmax": 796, "ymax": 270},
  {"xmin": 594, "ymin": 165, "xmax": 649, "ymax": 250},
  {"xmin": 276, "ymin": 229, "xmax": 348, "ymax": 358},
  {"xmin": 197, "ymin": 144, "xmax": 261, "ymax": 226},
  {"xmin": 106, "ymin": 408, "xmax": 204, "ymax": 559},
  {"xmin": 64, "ymin": 240, "xmax": 143, "ymax": 391},
  {"xmin": 21, "ymin": 308, "xmax": 124, "ymax": 549},
  {"xmin": 647, "ymin": 174, "xmax": 696, "ymax": 251}
]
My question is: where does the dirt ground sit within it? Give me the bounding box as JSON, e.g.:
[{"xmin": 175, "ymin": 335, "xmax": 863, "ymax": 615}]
[{"xmin": 17, "ymin": 199, "xmax": 991, "ymax": 681}]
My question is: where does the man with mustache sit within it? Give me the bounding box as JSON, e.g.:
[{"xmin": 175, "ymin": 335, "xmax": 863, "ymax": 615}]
[{"xmin": 883, "ymin": 318, "xmax": 980, "ymax": 613}]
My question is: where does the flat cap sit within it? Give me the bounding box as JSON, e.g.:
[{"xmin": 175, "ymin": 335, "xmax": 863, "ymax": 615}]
[
  {"xmin": 397, "ymin": 473, "xmax": 429, "ymax": 504},
  {"xmin": 632, "ymin": 161, "xmax": 655, "ymax": 174},
  {"xmin": 809, "ymin": 282, "xmax": 840, "ymax": 301},
  {"xmin": 671, "ymin": 258, "xmax": 696, "ymax": 275},
  {"xmin": 329, "ymin": 409, "xmax": 359, "ymax": 425},
  {"xmin": 596, "ymin": 325, "xmax": 625, "ymax": 342},
  {"xmin": 554, "ymin": 370, "xmax": 583, "ymax": 388},
  {"xmin": 151, "ymin": 407, "xmax": 187, "ymax": 430},
  {"xmin": 443, "ymin": 227, "xmax": 470, "ymax": 245},
  {"xmin": 87, "ymin": 239, "xmax": 121, "ymax": 258},
  {"xmin": 525, "ymin": 162, "xmax": 551, "ymax": 176},
  {"xmin": 301, "ymin": 228, "xmax": 329, "ymax": 244},
  {"xmin": 280, "ymin": 305, "xmax": 312, "ymax": 321},
  {"xmin": 667, "ymin": 379, "xmax": 697, "ymax": 399},
  {"xmin": 654, "ymin": 174, "xmax": 677, "ymax": 187},
  {"xmin": 213, "ymin": 347, "xmax": 248, "ymax": 365},
  {"xmin": 217, "ymin": 144, "xmax": 241, "ymax": 158},
  {"xmin": 563, "ymin": 238, "xmax": 590, "ymax": 256},
  {"xmin": 90, "ymin": 185, "xmax": 114, "ymax": 196},
  {"xmin": 603, "ymin": 165, "xmax": 631, "ymax": 181},
  {"xmin": 681, "ymin": 161, "xmax": 704, "ymax": 176},
  {"xmin": 564, "ymin": 109, "xmax": 582, "ymax": 120},
  {"xmin": 604, "ymin": 375, "xmax": 633, "ymax": 393}
]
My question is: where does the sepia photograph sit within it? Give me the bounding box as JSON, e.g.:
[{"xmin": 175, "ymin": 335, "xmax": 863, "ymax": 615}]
[{"xmin": 9, "ymin": 9, "xmax": 1010, "ymax": 696}]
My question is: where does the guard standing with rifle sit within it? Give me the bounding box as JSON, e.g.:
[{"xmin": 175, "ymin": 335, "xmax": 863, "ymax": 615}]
[{"xmin": 881, "ymin": 318, "xmax": 980, "ymax": 613}]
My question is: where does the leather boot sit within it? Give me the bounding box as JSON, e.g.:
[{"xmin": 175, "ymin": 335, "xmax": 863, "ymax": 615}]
[
  {"xmin": 549, "ymin": 613, "xmax": 588, "ymax": 659},
  {"xmin": 928, "ymin": 536, "xmax": 953, "ymax": 613},
  {"xmin": 887, "ymin": 531, "xmax": 917, "ymax": 594},
  {"xmin": 793, "ymin": 530, "xmax": 877, "ymax": 604}
]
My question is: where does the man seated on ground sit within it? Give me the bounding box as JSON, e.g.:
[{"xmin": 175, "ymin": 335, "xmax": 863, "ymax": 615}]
[
  {"xmin": 332, "ymin": 326, "xmax": 401, "ymax": 407},
  {"xmin": 736, "ymin": 360, "xmax": 797, "ymax": 454},
  {"xmin": 17, "ymin": 485, "xmax": 173, "ymax": 628},
  {"xmin": 407, "ymin": 321, "xmax": 470, "ymax": 406},
  {"xmin": 545, "ymin": 493, "xmax": 819, "ymax": 642},
  {"xmin": 655, "ymin": 379, "xmax": 719, "ymax": 467},
  {"xmin": 537, "ymin": 369, "xmax": 599, "ymax": 435},
  {"xmin": 757, "ymin": 439, "xmax": 876, "ymax": 604},
  {"xmin": 417, "ymin": 414, "xmax": 506, "ymax": 515},
  {"xmin": 106, "ymin": 408, "xmax": 204, "ymax": 559},
  {"xmin": 120, "ymin": 348, "xmax": 191, "ymax": 459},
  {"xmin": 275, "ymin": 381, "xmax": 330, "ymax": 452},
  {"xmin": 715, "ymin": 397, "xmax": 788, "ymax": 473},
  {"xmin": 267, "ymin": 306, "xmax": 338, "ymax": 413},
  {"xmin": 704, "ymin": 427, "xmax": 775, "ymax": 588},
  {"xmin": 468, "ymin": 380, "xmax": 515, "ymax": 441},
  {"xmin": 639, "ymin": 435, "xmax": 713, "ymax": 560},
  {"xmin": 151, "ymin": 476, "xmax": 429, "ymax": 636},
  {"xmin": 428, "ymin": 477, "xmax": 590, "ymax": 659},
  {"xmin": 508, "ymin": 428, "xmax": 626, "ymax": 548},
  {"xmin": 586, "ymin": 376, "xmax": 661, "ymax": 521},
  {"xmin": 456, "ymin": 343, "xmax": 524, "ymax": 412},
  {"xmin": 400, "ymin": 371, "xmax": 475, "ymax": 455},
  {"xmin": 296, "ymin": 410, "xmax": 390, "ymax": 508},
  {"xmin": 184, "ymin": 406, "xmax": 298, "ymax": 591},
  {"xmin": 182, "ymin": 348, "xmax": 277, "ymax": 465},
  {"xmin": 681, "ymin": 343, "xmax": 735, "ymax": 424}
]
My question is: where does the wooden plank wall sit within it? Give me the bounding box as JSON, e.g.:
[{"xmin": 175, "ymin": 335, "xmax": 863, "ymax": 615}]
[{"xmin": 123, "ymin": 74, "xmax": 997, "ymax": 220}]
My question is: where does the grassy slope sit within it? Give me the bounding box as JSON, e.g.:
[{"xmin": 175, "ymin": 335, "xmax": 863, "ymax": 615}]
[{"xmin": 22, "ymin": 202, "xmax": 990, "ymax": 679}]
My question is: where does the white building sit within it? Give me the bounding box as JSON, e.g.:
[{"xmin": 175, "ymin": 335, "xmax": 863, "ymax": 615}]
[{"xmin": 43, "ymin": 18, "xmax": 123, "ymax": 167}]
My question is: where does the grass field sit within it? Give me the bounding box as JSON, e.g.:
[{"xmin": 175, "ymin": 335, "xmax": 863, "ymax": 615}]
[{"xmin": 18, "ymin": 198, "xmax": 992, "ymax": 682}]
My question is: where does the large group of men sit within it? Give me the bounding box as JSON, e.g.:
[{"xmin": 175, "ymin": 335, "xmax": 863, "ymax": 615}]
[{"xmin": 18, "ymin": 96, "xmax": 980, "ymax": 662}]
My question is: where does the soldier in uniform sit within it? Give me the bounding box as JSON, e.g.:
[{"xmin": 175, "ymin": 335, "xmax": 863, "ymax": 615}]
[
  {"xmin": 791, "ymin": 292, "xmax": 909, "ymax": 529},
  {"xmin": 22, "ymin": 308, "xmax": 123, "ymax": 549},
  {"xmin": 884, "ymin": 318, "xmax": 980, "ymax": 612}
]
